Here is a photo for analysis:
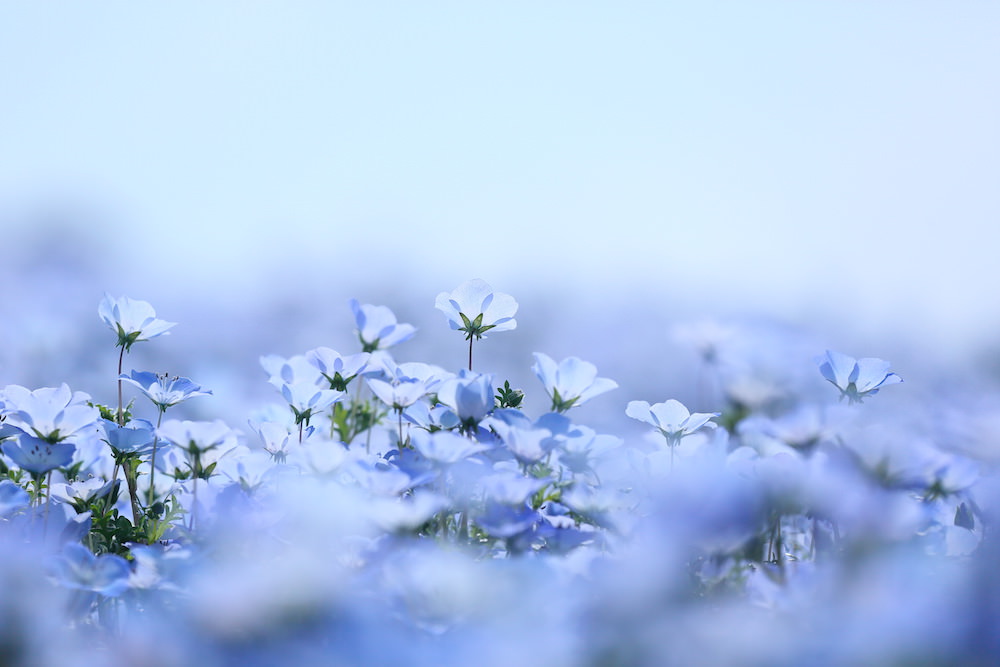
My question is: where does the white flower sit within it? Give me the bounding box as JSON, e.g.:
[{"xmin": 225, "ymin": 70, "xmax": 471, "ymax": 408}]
[
  {"xmin": 435, "ymin": 279, "xmax": 518, "ymax": 340},
  {"xmin": 531, "ymin": 353, "xmax": 617, "ymax": 413},
  {"xmin": 626, "ymin": 399, "xmax": 718, "ymax": 447}
]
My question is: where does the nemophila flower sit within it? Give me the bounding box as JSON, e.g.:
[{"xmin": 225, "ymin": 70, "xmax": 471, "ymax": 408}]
[
  {"xmin": 260, "ymin": 353, "xmax": 325, "ymax": 390},
  {"xmin": 436, "ymin": 371, "xmax": 496, "ymax": 430},
  {"xmin": 120, "ymin": 371, "xmax": 213, "ymax": 412},
  {"xmin": 1, "ymin": 384, "xmax": 99, "ymax": 443},
  {"xmin": 436, "ymin": 279, "xmax": 517, "ymax": 371},
  {"xmin": 280, "ymin": 382, "xmax": 344, "ymax": 426},
  {"xmin": 368, "ymin": 491, "xmax": 449, "ymax": 533},
  {"xmin": 531, "ymin": 353, "xmax": 618, "ymax": 413},
  {"xmin": 98, "ymin": 294, "xmax": 176, "ymax": 352},
  {"xmin": 411, "ymin": 430, "xmax": 490, "ymax": 466},
  {"xmin": 47, "ymin": 542, "xmax": 131, "ymax": 597},
  {"xmin": 3, "ymin": 435, "xmax": 76, "ymax": 474},
  {"xmin": 367, "ymin": 377, "xmax": 430, "ymax": 411},
  {"xmin": 50, "ymin": 477, "xmax": 118, "ymax": 512},
  {"xmin": 0, "ymin": 480, "xmax": 30, "ymax": 518},
  {"xmin": 817, "ymin": 350, "xmax": 902, "ymax": 404},
  {"xmin": 102, "ymin": 418, "xmax": 156, "ymax": 455},
  {"xmin": 249, "ymin": 420, "xmax": 297, "ymax": 464},
  {"xmin": 492, "ymin": 422, "xmax": 552, "ymax": 465},
  {"xmin": 156, "ymin": 419, "xmax": 236, "ymax": 479},
  {"xmin": 626, "ymin": 399, "xmax": 719, "ymax": 448},
  {"xmin": 479, "ymin": 472, "xmax": 547, "ymax": 506},
  {"xmin": 306, "ymin": 347, "xmax": 370, "ymax": 391},
  {"xmin": 349, "ymin": 299, "xmax": 416, "ymax": 353},
  {"xmin": 435, "ymin": 279, "xmax": 518, "ymax": 340}
]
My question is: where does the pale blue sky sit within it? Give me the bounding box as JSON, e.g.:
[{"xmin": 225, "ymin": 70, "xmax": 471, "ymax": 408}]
[{"xmin": 3, "ymin": 2, "xmax": 999, "ymax": 351}]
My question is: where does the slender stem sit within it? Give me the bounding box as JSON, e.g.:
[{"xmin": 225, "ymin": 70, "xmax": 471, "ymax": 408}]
[
  {"xmin": 148, "ymin": 410, "xmax": 164, "ymax": 506},
  {"xmin": 191, "ymin": 478, "xmax": 198, "ymax": 532},
  {"xmin": 468, "ymin": 336, "xmax": 474, "ymax": 372},
  {"xmin": 397, "ymin": 408, "xmax": 404, "ymax": 451},
  {"xmin": 116, "ymin": 345, "xmax": 126, "ymax": 426},
  {"xmin": 298, "ymin": 420, "xmax": 304, "ymax": 444},
  {"xmin": 43, "ymin": 470, "xmax": 53, "ymax": 537},
  {"xmin": 124, "ymin": 458, "xmax": 141, "ymax": 529}
]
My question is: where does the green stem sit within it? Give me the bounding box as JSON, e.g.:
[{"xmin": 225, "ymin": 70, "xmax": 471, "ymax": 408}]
[
  {"xmin": 116, "ymin": 345, "xmax": 126, "ymax": 426},
  {"xmin": 148, "ymin": 410, "xmax": 164, "ymax": 507},
  {"xmin": 468, "ymin": 336, "xmax": 474, "ymax": 372},
  {"xmin": 124, "ymin": 457, "xmax": 141, "ymax": 530},
  {"xmin": 397, "ymin": 408, "xmax": 404, "ymax": 452}
]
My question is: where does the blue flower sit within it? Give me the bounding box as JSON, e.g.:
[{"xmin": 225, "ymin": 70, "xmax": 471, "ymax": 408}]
[
  {"xmin": 435, "ymin": 279, "xmax": 518, "ymax": 340},
  {"xmin": 119, "ymin": 371, "xmax": 213, "ymax": 412},
  {"xmin": 98, "ymin": 294, "xmax": 176, "ymax": 352},
  {"xmin": 436, "ymin": 371, "xmax": 496, "ymax": 429},
  {"xmin": 349, "ymin": 299, "xmax": 416, "ymax": 352},
  {"xmin": 3, "ymin": 435, "xmax": 76, "ymax": 474},
  {"xmin": 0, "ymin": 479, "xmax": 30, "ymax": 518},
  {"xmin": 47, "ymin": 543, "xmax": 131, "ymax": 597},
  {"xmin": 410, "ymin": 430, "xmax": 490, "ymax": 466},
  {"xmin": 817, "ymin": 350, "xmax": 902, "ymax": 404},
  {"xmin": 102, "ymin": 418, "xmax": 156, "ymax": 455},
  {"xmin": 531, "ymin": 353, "xmax": 618, "ymax": 413},
  {"xmin": 626, "ymin": 399, "xmax": 718, "ymax": 448}
]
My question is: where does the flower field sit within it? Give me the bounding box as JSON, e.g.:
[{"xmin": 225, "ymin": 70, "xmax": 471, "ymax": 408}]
[{"xmin": 1, "ymin": 280, "xmax": 997, "ymax": 667}]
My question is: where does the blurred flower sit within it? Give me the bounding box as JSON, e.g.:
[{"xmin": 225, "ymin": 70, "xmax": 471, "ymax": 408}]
[
  {"xmin": 817, "ymin": 350, "xmax": 902, "ymax": 404},
  {"xmin": 156, "ymin": 419, "xmax": 237, "ymax": 479},
  {"xmin": 410, "ymin": 430, "xmax": 490, "ymax": 466},
  {"xmin": 435, "ymin": 279, "xmax": 518, "ymax": 340},
  {"xmin": 0, "ymin": 479, "xmax": 30, "ymax": 517},
  {"xmin": 98, "ymin": 294, "xmax": 175, "ymax": 351},
  {"xmin": 531, "ymin": 353, "xmax": 618, "ymax": 413},
  {"xmin": 626, "ymin": 399, "xmax": 718, "ymax": 448},
  {"xmin": 260, "ymin": 353, "xmax": 325, "ymax": 390},
  {"xmin": 47, "ymin": 543, "xmax": 131, "ymax": 597},
  {"xmin": 120, "ymin": 371, "xmax": 213, "ymax": 412},
  {"xmin": 349, "ymin": 299, "xmax": 416, "ymax": 352}
]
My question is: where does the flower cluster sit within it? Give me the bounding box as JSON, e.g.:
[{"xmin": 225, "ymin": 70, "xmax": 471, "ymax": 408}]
[{"xmin": 4, "ymin": 280, "xmax": 999, "ymax": 667}]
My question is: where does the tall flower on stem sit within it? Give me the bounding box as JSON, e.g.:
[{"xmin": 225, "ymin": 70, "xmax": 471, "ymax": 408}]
[
  {"xmin": 98, "ymin": 295, "xmax": 176, "ymax": 426},
  {"xmin": 435, "ymin": 279, "xmax": 518, "ymax": 371}
]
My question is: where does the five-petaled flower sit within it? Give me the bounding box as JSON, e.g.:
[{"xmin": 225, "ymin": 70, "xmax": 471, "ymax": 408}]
[
  {"xmin": 0, "ymin": 384, "xmax": 99, "ymax": 443},
  {"xmin": 817, "ymin": 350, "xmax": 902, "ymax": 404},
  {"xmin": 531, "ymin": 353, "xmax": 618, "ymax": 413},
  {"xmin": 98, "ymin": 294, "xmax": 176, "ymax": 352},
  {"xmin": 349, "ymin": 299, "xmax": 416, "ymax": 353},
  {"xmin": 119, "ymin": 371, "xmax": 213, "ymax": 413},
  {"xmin": 435, "ymin": 279, "xmax": 518, "ymax": 341},
  {"xmin": 625, "ymin": 399, "xmax": 719, "ymax": 448}
]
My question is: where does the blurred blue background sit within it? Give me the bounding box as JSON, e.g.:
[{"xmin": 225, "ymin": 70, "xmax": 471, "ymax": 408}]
[{"xmin": 3, "ymin": 2, "xmax": 998, "ymax": 426}]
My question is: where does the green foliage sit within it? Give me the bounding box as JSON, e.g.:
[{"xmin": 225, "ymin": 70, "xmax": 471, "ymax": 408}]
[{"xmin": 495, "ymin": 380, "xmax": 524, "ymax": 409}]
